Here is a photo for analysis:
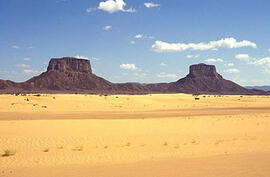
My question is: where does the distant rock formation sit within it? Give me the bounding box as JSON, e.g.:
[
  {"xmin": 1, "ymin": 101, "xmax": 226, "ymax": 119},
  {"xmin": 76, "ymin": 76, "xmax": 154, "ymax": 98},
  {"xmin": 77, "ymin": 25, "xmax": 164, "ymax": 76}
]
[
  {"xmin": 144, "ymin": 63, "xmax": 254, "ymax": 94},
  {"xmin": 0, "ymin": 57, "xmax": 268, "ymax": 95},
  {"xmin": 169, "ymin": 63, "xmax": 251, "ymax": 94},
  {"xmin": 246, "ymin": 86, "xmax": 270, "ymax": 92},
  {"xmin": 24, "ymin": 57, "xmax": 114, "ymax": 91}
]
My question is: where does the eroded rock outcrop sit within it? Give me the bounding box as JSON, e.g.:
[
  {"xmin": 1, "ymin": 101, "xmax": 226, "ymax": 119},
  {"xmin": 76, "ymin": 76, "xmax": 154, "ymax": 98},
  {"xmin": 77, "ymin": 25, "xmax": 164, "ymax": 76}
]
[
  {"xmin": 47, "ymin": 57, "xmax": 92, "ymax": 74},
  {"xmin": 24, "ymin": 57, "xmax": 114, "ymax": 91}
]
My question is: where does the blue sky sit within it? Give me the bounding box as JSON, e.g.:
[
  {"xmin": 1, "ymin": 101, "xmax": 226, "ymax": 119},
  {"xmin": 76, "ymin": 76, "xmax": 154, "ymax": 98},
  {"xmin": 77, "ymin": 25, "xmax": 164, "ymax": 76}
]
[{"xmin": 1, "ymin": 0, "xmax": 270, "ymax": 85}]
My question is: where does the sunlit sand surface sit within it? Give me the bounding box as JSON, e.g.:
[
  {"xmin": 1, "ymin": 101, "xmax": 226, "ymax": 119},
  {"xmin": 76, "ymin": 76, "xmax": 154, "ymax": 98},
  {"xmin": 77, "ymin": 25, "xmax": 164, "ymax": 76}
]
[{"xmin": 0, "ymin": 94, "xmax": 270, "ymax": 177}]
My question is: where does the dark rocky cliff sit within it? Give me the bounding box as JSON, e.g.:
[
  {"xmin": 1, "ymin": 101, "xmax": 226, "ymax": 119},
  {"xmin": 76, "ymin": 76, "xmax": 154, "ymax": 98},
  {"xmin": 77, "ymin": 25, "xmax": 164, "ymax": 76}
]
[
  {"xmin": 188, "ymin": 63, "xmax": 222, "ymax": 79},
  {"xmin": 47, "ymin": 57, "xmax": 92, "ymax": 74}
]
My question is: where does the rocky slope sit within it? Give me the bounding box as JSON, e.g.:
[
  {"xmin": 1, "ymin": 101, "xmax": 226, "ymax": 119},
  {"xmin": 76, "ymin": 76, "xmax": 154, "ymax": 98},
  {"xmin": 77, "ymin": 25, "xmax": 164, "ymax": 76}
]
[{"xmin": 0, "ymin": 57, "xmax": 267, "ymax": 95}]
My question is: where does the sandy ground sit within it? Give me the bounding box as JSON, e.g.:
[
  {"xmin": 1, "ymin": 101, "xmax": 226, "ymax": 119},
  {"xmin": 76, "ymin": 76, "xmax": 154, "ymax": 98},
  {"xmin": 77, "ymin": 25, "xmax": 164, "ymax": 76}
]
[{"xmin": 0, "ymin": 94, "xmax": 270, "ymax": 177}]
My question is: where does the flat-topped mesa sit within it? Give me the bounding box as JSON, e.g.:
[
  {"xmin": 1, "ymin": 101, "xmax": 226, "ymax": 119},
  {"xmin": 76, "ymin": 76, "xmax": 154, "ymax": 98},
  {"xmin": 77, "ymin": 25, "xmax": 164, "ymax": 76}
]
[
  {"xmin": 188, "ymin": 63, "xmax": 222, "ymax": 79},
  {"xmin": 47, "ymin": 57, "xmax": 92, "ymax": 74}
]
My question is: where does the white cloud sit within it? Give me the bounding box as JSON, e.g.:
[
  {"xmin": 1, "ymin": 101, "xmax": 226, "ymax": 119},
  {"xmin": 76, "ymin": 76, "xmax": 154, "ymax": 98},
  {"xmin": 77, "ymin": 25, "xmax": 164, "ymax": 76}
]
[
  {"xmin": 17, "ymin": 64, "xmax": 30, "ymax": 68},
  {"xmin": 235, "ymin": 54, "xmax": 250, "ymax": 61},
  {"xmin": 23, "ymin": 69, "xmax": 40, "ymax": 74},
  {"xmin": 125, "ymin": 8, "xmax": 136, "ymax": 13},
  {"xmin": 103, "ymin": 25, "xmax": 112, "ymax": 30},
  {"xmin": 160, "ymin": 62, "xmax": 167, "ymax": 66},
  {"xmin": 120, "ymin": 64, "xmax": 138, "ymax": 70},
  {"xmin": 12, "ymin": 45, "xmax": 20, "ymax": 49},
  {"xmin": 130, "ymin": 41, "xmax": 135, "ymax": 44},
  {"xmin": 86, "ymin": 7, "xmax": 96, "ymax": 13},
  {"xmin": 186, "ymin": 55, "xmax": 193, "ymax": 59},
  {"xmin": 186, "ymin": 54, "xmax": 200, "ymax": 59},
  {"xmin": 98, "ymin": 0, "xmax": 135, "ymax": 13},
  {"xmin": 144, "ymin": 2, "xmax": 160, "ymax": 8},
  {"xmin": 152, "ymin": 38, "xmax": 257, "ymax": 53},
  {"xmin": 252, "ymin": 57, "xmax": 270, "ymax": 66},
  {"xmin": 23, "ymin": 57, "xmax": 31, "ymax": 61},
  {"xmin": 224, "ymin": 68, "xmax": 240, "ymax": 73},
  {"xmin": 224, "ymin": 63, "xmax": 234, "ymax": 67},
  {"xmin": 251, "ymin": 57, "xmax": 270, "ymax": 73},
  {"xmin": 74, "ymin": 55, "xmax": 89, "ymax": 59},
  {"xmin": 134, "ymin": 34, "xmax": 143, "ymax": 39},
  {"xmin": 157, "ymin": 72, "xmax": 178, "ymax": 78},
  {"xmin": 205, "ymin": 58, "xmax": 223, "ymax": 63},
  {"xmin": 133, "ymin": 34, "xmax": 155, "ymax": 40}
]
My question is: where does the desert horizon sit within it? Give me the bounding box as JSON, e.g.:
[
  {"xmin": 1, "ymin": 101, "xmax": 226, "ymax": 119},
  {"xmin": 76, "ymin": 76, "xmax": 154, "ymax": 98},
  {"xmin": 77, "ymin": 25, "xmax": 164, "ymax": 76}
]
[{"xmin": 1, "ymin": 57, "xmax": 269, "ymax": 96}]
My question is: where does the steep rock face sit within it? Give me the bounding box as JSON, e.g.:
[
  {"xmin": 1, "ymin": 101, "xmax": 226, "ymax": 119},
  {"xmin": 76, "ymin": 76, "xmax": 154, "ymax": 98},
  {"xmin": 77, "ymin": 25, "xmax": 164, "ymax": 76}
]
[
  {"xmin": 47, "ymin": 57, "xmax": 92, "ymax": 74},
  {"xmin": 188, "ymin": 63, "xmax": 222, "ymax": 79}
]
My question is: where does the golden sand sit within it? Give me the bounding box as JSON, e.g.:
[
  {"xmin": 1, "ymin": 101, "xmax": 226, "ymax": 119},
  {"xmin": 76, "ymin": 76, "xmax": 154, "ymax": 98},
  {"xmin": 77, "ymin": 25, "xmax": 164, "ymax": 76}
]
[{"xmin": 0, "ymin": 94, "xmax": 269, "ymax": 177}]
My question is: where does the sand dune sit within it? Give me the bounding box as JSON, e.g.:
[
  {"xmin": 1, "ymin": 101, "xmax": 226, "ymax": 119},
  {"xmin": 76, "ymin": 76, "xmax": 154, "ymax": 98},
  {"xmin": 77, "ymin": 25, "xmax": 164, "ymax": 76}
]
[{"xmin": 0, "ymin": 94, "xmax": 270, "ymax": 177}]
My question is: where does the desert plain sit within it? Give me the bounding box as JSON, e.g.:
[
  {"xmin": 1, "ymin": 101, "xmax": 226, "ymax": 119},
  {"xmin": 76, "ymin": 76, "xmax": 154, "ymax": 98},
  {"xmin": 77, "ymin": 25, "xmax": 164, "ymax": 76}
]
[{"xmin": 0, "ymin": 93, "xmax": 270, "ymax": 177}]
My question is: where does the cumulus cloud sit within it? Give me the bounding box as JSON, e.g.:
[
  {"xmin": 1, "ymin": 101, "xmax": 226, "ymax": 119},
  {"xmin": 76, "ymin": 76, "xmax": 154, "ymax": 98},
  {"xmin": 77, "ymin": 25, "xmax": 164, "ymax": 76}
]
[
  {"xmin": 120, "ymin": 64, "xmax": 138, "ymax": 70},
  {"xmin": 152, "ymin": 38, "xmax": 257, "ymax": 53},
  {"xmin": 160, "ymin": 62, "xmax": 167, "ymax": 66},
  {"xmin": 17, "ymin": 64, "xmax": 30, "ymax": 68},
  {"xmin": 144, "ymin": 2, "xmax": 160, "ymax": 8},
  {"xmin": 134, "ymin": 34, "xmax": 143, "ymax": 39},
  {"xmin": 224, "ymin": 63, "xmax": 234, "ymax": 67},
  {"xmin": 223, "ymin": 68, "xmax": 240, "ymax": 73},
  {"xmin": 74, "ymin": 55, "xmax": 89, "ymax": 59},
  {"xmin": 103, "ymin": 25, "xmax": 112, "ymax": 30},
  {"xmin": 205, "ymin": 58, "xmax": 223, "ymax": 63},
  {"xmin": 11, "ymin": 45, "xmax": 20, "ymax": 49},
  {"xmin": 23, "ymin": 69, "xmax": 40, "ymax": 74},
  {"xmin": 98, "ymin": 0, "xmax": 135, "ymax": 13},
  {"xmin": 157, "ymin": 72, "xmax": 178, "ymax": 78},
  {"xmin": 235, "ymin": 54, "xmax": 250, "ymax": 61}
]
